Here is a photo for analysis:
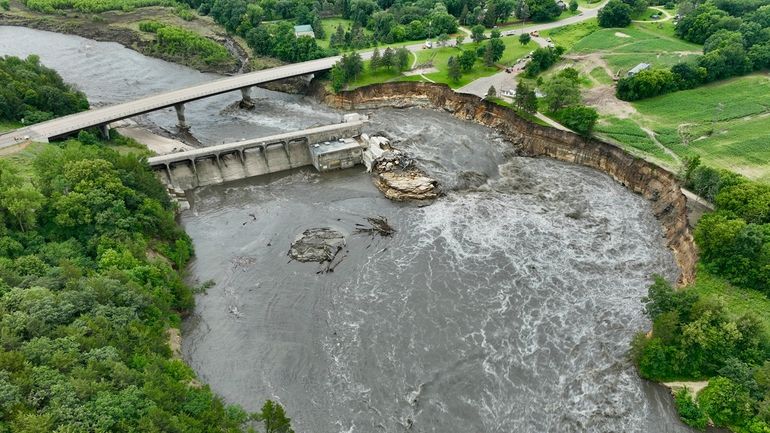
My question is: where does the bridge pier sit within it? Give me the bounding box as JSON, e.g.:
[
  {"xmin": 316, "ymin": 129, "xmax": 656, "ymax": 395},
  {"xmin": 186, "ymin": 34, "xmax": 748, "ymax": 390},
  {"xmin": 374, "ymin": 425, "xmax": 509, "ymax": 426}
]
[
  {"xmin": 98, "ymin": 124, "xmax": 111, "ymax": 140},
  {"xmin": 239, "ymin": 87, "xmax": 255, "ymax": 109},
  {"xmin": 174, "ymin": 103, "xmax": 189, "ymax": 131}
]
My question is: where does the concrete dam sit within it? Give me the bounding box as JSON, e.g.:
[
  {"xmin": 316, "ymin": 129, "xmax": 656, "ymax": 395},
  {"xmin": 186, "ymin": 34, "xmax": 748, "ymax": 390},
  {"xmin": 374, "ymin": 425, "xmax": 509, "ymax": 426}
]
[{"xmin": 148, "ymin": 117, "xmax": 365, "ymax": 190}]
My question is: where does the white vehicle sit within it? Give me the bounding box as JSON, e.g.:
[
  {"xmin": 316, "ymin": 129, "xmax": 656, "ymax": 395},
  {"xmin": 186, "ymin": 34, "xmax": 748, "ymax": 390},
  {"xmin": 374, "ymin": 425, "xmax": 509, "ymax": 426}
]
[{"xmin": 423, "ymin": 40, "xmax": 433, "ymax": 49}]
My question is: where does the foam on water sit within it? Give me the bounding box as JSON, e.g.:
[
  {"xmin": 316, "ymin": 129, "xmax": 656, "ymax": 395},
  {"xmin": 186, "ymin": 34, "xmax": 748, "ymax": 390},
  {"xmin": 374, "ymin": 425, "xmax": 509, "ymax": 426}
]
[{"xmin": 0, "ymin": 27, "xmax": 696, "ymax": 433}]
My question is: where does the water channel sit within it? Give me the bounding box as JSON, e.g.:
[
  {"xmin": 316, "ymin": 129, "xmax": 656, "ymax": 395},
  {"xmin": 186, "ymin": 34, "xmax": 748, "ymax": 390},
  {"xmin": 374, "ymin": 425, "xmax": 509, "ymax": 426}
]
[{"xmin": 2, "ymin": 25, "xmax": 698, "ymax": 433}]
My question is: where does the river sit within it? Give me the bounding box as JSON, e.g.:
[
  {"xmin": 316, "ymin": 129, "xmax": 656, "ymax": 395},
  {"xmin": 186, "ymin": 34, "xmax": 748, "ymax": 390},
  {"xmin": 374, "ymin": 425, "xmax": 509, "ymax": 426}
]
[{"xmin": 2, "ymin": 25, "xmax": 697, "ymax": 433}]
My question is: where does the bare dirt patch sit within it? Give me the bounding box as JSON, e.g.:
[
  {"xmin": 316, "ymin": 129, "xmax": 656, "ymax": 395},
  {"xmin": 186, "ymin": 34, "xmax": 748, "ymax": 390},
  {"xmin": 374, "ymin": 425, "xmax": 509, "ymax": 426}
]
[{"xmin": 615, "ymin": 32, "xmax": 631, "ymax": 38}]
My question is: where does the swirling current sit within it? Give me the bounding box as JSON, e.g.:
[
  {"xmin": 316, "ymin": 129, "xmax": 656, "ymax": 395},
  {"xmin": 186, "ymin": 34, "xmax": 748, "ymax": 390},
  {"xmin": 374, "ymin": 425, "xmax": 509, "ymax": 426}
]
[{"xmin": 1, "ymin": 26, "xmax": 698, "ymax": 433}]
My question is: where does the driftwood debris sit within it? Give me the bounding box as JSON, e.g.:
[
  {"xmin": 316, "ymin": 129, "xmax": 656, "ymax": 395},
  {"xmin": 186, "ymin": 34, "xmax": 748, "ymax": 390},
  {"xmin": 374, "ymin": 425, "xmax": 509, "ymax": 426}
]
[{"xmin": 354, "ymin": 216, "xmax": 396, "ymax": 237}]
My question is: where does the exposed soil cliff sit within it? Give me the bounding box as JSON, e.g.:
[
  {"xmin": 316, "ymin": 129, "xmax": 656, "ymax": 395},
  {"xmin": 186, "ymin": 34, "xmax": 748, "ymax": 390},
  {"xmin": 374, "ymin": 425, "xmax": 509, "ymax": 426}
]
[{"xmin": 320, "ymin": 82, "xmax": 697, "ymax": 285}]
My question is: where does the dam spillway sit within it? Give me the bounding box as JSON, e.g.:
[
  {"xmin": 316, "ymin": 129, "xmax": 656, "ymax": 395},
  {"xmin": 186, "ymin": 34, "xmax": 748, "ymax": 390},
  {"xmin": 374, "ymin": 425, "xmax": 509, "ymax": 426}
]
[{"xmin": 148, "ymin": 119, "xmax": 365, "ymax": 190}]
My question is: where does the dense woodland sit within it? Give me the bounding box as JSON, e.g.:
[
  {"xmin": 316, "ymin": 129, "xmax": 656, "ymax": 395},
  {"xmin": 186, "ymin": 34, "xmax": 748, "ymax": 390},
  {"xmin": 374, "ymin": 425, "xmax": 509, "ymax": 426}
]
[
  {"xmin": 0, "ymin": 63, "xmax": 295, "ymax": 432},
  {"xmin": 615, "ymin": 0, "xmax": 770, "ymax": 100},
  {"xmin": 0, "ymin": 56, "xmax": 89, "ymax": 125},
  {"xmin": 138, "ymin": 21, "xmax": 237, "ymax": 70}
]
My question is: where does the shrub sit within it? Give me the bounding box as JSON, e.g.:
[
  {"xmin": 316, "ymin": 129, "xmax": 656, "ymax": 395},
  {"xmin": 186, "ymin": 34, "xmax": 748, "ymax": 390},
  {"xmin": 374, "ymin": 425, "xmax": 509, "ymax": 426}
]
[
  {"xmin": 698, "ymin": 377, "xmax": 755, "ymax": 428},
  {"xmin": 674, "ymin": 388, "xmax": 709, "ymax": 431},
  {"xmin": 553, "ymin": 105, "xmax": 598, "ymax": 136}
]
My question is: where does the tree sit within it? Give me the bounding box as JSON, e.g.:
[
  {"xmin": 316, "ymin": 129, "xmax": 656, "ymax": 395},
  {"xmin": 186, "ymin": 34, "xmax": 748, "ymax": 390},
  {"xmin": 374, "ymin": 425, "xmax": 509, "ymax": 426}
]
[
  {"xmin": 255, "ymin": 400, "xmax": 295, "ymax": 433},
  {"xmin": 395, "ymin": 47, "xmax": 410, "ymax": 71},
  {"xmin": 486, "ymin": 85, "xmax": 497, "ymax": 99},
  {"xmin": 456, "ymin": 34, "xmax": 466, "ymax": 47},
  {"xmin": 514, "ymin": 81, "xmax": 538, "ymax": 113},
  {"xmin": 526, "ymin": 0, "xmax": 561, "ymax": 21},
  {"xmin": 437, "ymin": 33, "xmax": 450, "ymax": 46},
  {"xmin": 458, "ymin": 49, "xmax": 477, "ymax": 71},
  {"xmin": 542, "ymin": 74, "xmax": 580, "ymax": 111},
  {"xmin": 370, "ymin": 47, "xmax": 382, "ymax": 71},
  {"xmin": 486, "ymin": 37, "xmax": 506, "ymax": 64},
  {"xmin": 1, "ymin": 185, "xmax": 45, "ymax": 232},
  {"xmin": 598, "ymin": 0, "xmax": 632, "ymax": 28},
  {"xmin": 519, "ymin": 32, "xmax": 531, "ymax": 45},
  {"xmin": 471, "ymin": 24, "xmax": 486, "ymax": 43},
  {"xmin": 697, "ymin": 377, "xmax": 754, "ymax": 428},
  {"xmin": 553, "ymin": 105, "xmax": 599, "ymax": 136},
  {"xmin": 381, "ymin": 47, "xmax": 395, "ymax": 69},
  {"xmin": 447, "ymin": 55, "xmax": 462, "ymax": 82},
  {"xmin": 330, "ymin": 64, "xmax": 347, "ymax": 92},
  {"xmin": 341, "ymin": 52, "xmax": 364, "ymax": 79},
  {"xmin": 569, "ymin": 0, "xmax": 578, "ymax": 12}
]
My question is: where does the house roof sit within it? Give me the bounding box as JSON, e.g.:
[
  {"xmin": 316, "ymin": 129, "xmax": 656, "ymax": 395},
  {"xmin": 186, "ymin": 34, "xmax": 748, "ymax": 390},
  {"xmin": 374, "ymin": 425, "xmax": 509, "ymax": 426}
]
[{"xmin": 294, "ymin": 25, "xmax": 314, "ymax": 33}]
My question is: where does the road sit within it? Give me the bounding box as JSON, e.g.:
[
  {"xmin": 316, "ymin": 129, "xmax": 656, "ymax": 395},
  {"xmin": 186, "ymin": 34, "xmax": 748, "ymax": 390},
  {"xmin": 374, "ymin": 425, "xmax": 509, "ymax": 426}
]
[{"xmin": 0, "ymin": 5, "xmax": 605, "ymax": 149}]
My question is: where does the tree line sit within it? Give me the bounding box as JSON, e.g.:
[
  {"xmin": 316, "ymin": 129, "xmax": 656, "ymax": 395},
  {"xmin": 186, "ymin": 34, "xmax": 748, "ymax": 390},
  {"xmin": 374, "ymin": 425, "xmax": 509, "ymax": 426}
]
[
  {"xmin": 0, "ymin": 56, "xmax": 89, "ymax": 125},
  {"xmin": 0, "ymin": 63, "xmax": 297, "ymax": 432},
  {"xmin": 614, "ymin": 1, "xmax": 770, "ymax": 101},
  {"xmin": 631, "ymin": 158, "xmax": 770, "ymax": 431}
]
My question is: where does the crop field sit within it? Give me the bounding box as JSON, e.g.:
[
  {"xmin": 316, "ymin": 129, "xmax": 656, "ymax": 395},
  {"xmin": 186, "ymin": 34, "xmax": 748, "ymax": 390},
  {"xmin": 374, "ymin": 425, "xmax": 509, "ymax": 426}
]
[
  {"xmin": 593, "ymin": 116, "xmax": 676, "ymax": 165},
  {"xmin": 629, "ymin": 75, "xmax": 770, "ymax": 181}
]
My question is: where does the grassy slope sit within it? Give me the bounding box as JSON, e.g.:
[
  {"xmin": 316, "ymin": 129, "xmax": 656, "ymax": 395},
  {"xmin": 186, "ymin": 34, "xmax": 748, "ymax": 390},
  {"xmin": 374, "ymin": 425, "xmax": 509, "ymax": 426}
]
[{"xmin": 692, "ymin": 267, "xmax": 770, "ymax": 336}]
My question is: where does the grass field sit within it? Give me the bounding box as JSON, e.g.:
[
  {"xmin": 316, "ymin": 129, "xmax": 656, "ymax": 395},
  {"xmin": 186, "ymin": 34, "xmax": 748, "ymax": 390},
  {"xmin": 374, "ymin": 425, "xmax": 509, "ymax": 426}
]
[
  {"xmin": 693, "ymin": 267, "xmax": 770, "ymax": 335},
  {"xmin": 570, "ymin": 23, "xmax": 700, "ymax": 73},
  {"xmin": 347, "ymin": 58, "xmax": 413, "ymax": 89},
  {"xmin": 541, "ymin": 20, "xmax": 600, "ymax": 50},
  {"xmin": 632, "ymin": 74, "xmax": 770, "ymax": 181},
  {"xmin": 594, "ymin": 116, "xmax": 677, "ymax": 165},
  {"xmin": 0, "ymin": 121, "xmax": 22, "ymax": 133}
]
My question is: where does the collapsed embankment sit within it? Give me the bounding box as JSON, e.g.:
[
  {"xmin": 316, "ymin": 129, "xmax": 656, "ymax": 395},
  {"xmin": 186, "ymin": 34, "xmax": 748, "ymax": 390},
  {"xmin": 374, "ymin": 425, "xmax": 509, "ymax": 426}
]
[{"xmin": 320, "ymin": 81, "xmax": 697, "ymax": 285}]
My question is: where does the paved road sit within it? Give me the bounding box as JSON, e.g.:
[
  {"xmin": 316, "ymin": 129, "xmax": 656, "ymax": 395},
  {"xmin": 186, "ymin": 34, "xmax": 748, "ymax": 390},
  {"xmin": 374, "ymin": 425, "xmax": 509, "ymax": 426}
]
[{"xmin": 0, "ymin": 6, "xmax": 605, "ymax": 148}]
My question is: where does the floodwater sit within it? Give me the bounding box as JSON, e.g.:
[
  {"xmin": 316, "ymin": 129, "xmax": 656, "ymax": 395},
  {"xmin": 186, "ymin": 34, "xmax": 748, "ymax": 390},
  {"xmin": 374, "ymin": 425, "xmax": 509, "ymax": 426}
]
[{"xmin": 2, "ymin": 26, "xmax": 697, "ymax": 433}]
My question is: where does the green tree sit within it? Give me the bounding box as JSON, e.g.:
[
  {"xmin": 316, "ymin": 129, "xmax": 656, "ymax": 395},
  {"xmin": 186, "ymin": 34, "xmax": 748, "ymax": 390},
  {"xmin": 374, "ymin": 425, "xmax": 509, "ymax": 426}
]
[
  {"xmin": 447, "ymin": 55, "xmax": 462, "ymax": 82},
  {"xmin": 486, "ymin": 85, "xmax": 497, "ymax": 99},
  {"xmin": 519, "ymin": 32, "xmax": 531, "ymax": 45},
  {"xmin": 471, "ymin": 24, "xmax": 486, "ymax": 42},
  {"xmin": 370, "ymin": 47, "xmax": 382, "ymax": 71},
  {"xmin": 542, "ymin": 74, "xmax": 580, "ymax": 111},
  {"xmin": 330, "ymin": 64, "xmax": 347, "ymax": 92},
  {"xmin": 256, "ymin": 400, "xmax": 295, "ymax": 433},
  {"xmin": 569, "ymin": 0, "xmax": 578, "ymax": 12},
  {"xmin": 514, "ymin": 81, "xmax": 538, "ymax": 113},
  {"xmin": 381, "ymin": 47, "xmax": 395, "ymax": 69},
  {"xmin": 553, "ymin": 105, "xmax": 598, "ymax": 136},
  {"xmin": 598, "ymin": 0, "xmax": 632, "ymax": 27},
  {"xmin": 698, "ymin": 377, "xmax": 754, "ymax": 428},
  {"xmin": 526, "ymin": 0, "xmax": 561, "ymax": 21},
  {"xmin": 456, "ymin": 34, "xmax": 466, "ymax": 47},
  {"xmin": 458, "ymin": 49, "xmax": 477, "ymax": 71},
  {"xmin": 1, "ymin": 186, "xmax": 45, "ymax": 232},
  {"xmin": 395, "ymin": 47, "xmax": 411, "ymax": 71},
  {"xmin": 674, "ymin": 388, "xmax": 709, "ymax": 430}
]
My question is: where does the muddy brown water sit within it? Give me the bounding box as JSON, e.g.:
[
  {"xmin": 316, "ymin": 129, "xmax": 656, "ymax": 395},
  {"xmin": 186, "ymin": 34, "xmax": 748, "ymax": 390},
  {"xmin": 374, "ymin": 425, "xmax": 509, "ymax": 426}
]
[{"xmin": 3, "ymin": 26, "xmax": 701, "ymax": 433}]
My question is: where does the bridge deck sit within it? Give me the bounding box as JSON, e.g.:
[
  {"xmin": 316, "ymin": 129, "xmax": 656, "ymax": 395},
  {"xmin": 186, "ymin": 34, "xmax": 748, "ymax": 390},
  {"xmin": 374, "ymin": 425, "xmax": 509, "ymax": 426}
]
[{"xmin": 0, "ymin": 55, "xmax": 350, "ymax": 147}]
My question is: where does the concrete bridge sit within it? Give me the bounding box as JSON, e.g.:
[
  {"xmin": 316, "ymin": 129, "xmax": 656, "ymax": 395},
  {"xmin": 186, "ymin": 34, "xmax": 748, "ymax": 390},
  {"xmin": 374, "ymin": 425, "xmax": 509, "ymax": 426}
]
[
  {"xmin": 0, "ymin": 55, "xmax": 355, "ymax": 147},
  {"xmin": 150, "ymin": 119, "xmax": 364, "ymax": 190}
]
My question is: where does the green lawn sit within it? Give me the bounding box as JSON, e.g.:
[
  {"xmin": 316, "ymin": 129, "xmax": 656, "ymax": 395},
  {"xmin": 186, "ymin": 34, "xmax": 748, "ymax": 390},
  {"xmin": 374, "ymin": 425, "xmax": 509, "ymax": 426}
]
[
  {"xmin": 692, "ymin": 267, "xmax": 770, "ymax": 335},
  {"xmin": 0, "ymin": 121, "xmax": 22, "ymax": 133},
  {"xmin": 347, "ymin": 58, "xmax": 414, "ymax": 89},
  {"xmin": 316, "ymin": 18, "xmax": 364, "ymax": 49},
  {"xmin": 416, "ymin": 41, "xmax": 530, "ymax": 88},
  {"xmin": 541, "ymin": 19, "xmax": 600, "ymax": 50}
]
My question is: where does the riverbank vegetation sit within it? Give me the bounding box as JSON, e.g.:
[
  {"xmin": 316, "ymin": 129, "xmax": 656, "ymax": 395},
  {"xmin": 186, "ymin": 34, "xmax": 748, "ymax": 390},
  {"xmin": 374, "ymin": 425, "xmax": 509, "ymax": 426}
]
[
  {"xmin": 0, "ymin": 55, "xmax": 89, "ymax": 125},
  {"xmin": 632, "ymin": 159, "xmax": 770, "ymax": 431},
  {"xmin": 138, "ymin": 21, "xmax": 237, "ymax": 70}
]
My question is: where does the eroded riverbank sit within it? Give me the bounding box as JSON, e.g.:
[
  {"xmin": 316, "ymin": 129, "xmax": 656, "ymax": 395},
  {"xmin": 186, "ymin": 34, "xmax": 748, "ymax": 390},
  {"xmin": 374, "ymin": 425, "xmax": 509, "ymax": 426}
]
[{"xmin": 1, "ymin": 26, "xmax": 700, "ymax": 433}]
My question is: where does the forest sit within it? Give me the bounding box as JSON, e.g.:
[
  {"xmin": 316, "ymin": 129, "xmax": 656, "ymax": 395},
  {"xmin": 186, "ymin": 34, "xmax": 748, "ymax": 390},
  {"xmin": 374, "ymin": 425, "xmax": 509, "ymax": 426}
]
[
  {"xmin": 615, "ymin": 0, "xmax": 770, "ymax": 100},
  {"xmin": 0, "ymin": 56, "xmax": 89, "ymax": 125}
]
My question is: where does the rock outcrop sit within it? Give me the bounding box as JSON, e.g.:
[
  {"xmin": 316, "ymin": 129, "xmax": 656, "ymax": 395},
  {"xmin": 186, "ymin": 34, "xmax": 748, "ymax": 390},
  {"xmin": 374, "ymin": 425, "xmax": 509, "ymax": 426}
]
[{"xmin": 321, "ymin": 82, "xmax": 697, "ymax": 285}]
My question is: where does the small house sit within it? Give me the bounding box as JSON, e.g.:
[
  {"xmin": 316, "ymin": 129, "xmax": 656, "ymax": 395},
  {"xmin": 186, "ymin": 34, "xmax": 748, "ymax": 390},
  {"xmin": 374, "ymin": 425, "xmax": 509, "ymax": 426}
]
[
  {"xmin": 294, "ymin": 25, "xmax": 315, "ymax": 39},
  {"xmin": 627, "ymin": 62, "xmax": 651, "ymax": 77}
]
